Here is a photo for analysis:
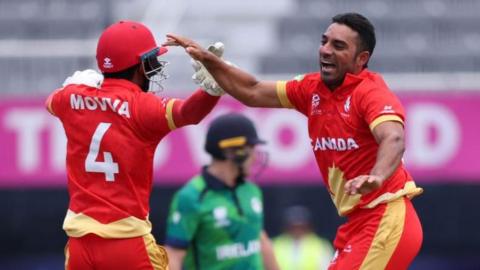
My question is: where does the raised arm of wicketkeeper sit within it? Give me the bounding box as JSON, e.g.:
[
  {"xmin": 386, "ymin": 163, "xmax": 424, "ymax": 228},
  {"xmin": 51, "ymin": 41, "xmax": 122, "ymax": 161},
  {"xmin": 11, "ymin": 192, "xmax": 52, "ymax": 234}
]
[{"xmin": 163, "ymin": 34, "xmax": 282, "ymax": 108}]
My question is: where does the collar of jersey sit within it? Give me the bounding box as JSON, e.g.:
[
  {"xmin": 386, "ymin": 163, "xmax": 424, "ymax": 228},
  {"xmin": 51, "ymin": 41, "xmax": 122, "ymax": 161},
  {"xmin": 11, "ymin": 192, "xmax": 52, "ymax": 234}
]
[
  {"xmin": 319, "ymin": 68, "xmax": 370, "ymax": 97},
  {"xmin": 343, "ymin": 68, "xmax": 369, "ymax": 86},
  {"xmin": 102, "ymin": 78, "xmax": 143, "ymax": 92},
  {"xmin": 202, "ymin": 166, "xmax": 244, "ymax": 190}
]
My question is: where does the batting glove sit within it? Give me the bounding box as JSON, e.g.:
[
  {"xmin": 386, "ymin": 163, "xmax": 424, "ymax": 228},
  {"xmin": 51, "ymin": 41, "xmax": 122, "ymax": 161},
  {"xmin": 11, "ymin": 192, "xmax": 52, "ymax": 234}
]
[
  {"xmin": 62, "ymin": 69, "xmax": 104, "ymax": 89},
  {"xmin": 191, "ymin": 42, "xmax": 227, "ymax": 96}
]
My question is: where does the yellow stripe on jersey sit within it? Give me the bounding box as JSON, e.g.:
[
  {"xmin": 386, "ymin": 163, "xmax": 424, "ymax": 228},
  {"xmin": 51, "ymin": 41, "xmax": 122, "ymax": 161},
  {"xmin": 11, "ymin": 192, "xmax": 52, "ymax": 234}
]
[
  {"xmin": 364, "ymin": 181, "xmax": 423, "ymax": 209},
  {"xmin": 143, "ymin": 234, "xmax": 169, "ymax": 270},
  {"xmin": 165, "ymin": 99, "xmax": 177, "ymax": 130},
  {"xmin": 360, "ymin": 198, "xmax": 406, "ymax": 269},
  {"xmin": 219, "ymin": 136, "xmax": 247, "ymax": 148},
  {"xmin": 63, "ymin": 209, "xmax": 152, "ymax": 238},
  {"xmin": 276, "ymin": 81, "xmax": 295, "ymax": 109},
  {"xmin": 328, "ymin": 165, "xmax": 361, "ymax": 216},
  {"xmin": 369, "ymin": 115, "xmax": 404, "ymax": 131}
]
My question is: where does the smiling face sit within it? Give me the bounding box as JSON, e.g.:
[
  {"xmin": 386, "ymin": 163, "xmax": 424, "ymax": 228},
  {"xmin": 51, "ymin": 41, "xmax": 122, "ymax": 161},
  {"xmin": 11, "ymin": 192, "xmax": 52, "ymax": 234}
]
[{"xmin": 319, "ymin": 23, "xmax": 370, "ymax": 90}]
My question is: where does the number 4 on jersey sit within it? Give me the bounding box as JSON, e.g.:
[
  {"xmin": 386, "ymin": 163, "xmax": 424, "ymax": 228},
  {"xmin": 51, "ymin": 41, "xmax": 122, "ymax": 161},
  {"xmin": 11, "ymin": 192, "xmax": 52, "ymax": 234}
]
[{"xmin": 85, "ymin": 122, "xmax": 119, "ymax": 181}]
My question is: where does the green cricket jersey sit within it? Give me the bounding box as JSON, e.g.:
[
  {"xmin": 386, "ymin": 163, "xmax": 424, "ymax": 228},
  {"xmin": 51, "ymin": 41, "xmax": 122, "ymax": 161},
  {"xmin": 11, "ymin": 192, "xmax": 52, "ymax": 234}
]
[{"xmin": 165, "ymin": 167, "xmax": 264, "ymax": 270}]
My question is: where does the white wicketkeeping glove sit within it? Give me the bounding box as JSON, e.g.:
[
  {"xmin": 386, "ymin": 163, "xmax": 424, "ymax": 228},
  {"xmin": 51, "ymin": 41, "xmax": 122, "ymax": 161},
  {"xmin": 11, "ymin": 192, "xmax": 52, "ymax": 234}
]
[
  {"xmin": 62, "ymin": 69, "xmax": 104, "ymax": 89},
  {"xmin": 191, "ymin": 42, "xmax": 227, "ymax": 96}
]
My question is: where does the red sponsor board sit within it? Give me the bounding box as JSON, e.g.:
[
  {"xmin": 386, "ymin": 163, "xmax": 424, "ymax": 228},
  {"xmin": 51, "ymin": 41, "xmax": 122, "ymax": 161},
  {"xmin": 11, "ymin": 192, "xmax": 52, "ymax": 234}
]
[{"xmin": 1, "ymin": 92, "xmax": 479, "ymax": 187}]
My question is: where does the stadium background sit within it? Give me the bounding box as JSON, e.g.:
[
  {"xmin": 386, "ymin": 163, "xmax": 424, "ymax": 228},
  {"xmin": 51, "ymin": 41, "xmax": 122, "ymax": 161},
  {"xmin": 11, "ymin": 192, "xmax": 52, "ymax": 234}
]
[{"xmin": 1, "ymin": 0, "xmax": 480, "ymax": 269}]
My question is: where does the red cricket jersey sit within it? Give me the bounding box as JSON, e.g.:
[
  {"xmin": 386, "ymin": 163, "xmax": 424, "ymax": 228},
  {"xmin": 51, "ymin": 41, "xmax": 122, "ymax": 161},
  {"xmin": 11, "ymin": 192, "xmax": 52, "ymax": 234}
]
[
  {"xmin": 277, "ymin": 69, "xmax": 422, "ymax": 216},
  {"xmin": 47, "ymin": 78, "xmax": 177, "ymax": 238}
]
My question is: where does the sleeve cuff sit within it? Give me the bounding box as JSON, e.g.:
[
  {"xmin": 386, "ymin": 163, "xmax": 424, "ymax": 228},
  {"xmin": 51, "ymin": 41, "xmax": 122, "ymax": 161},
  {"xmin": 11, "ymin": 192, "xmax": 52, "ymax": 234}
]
[
  {"xmin": 45, "ymin": 89, "xmax": 61, "ymax": 116},
  {"xmin": 165, "ymin": 237, "xmax": 190, "ymax": 249},
  {"xmin": 369, "ymin": 114, "xmax": 404, "ymax": 131},
  {"xmin": 276, "ymin": 81, "xmax": 295, "ymax": 109},
  {"xmin": 165, "ymin": 99, "xmax": 177, "ymax": 130}
]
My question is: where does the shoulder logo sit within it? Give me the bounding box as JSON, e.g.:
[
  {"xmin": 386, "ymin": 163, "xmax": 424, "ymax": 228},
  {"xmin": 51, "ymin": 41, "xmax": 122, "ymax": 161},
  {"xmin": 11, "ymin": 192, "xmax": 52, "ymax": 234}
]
[
  {"xmin": 103, "ymin": 57, "xmax": 114, "ymax": 69},
  {"xmin": 250, "ymin": 197, "xmax": 262, "ymax": 214},
  {"xmin": 344, "ymin": 96, "xmax": 351, "ymax": 113},
  {"xmin": 294, "ymin": 74, "xmax": 305, "ymax": 81},
  {"xmin": 381, "ymin": 105, "xmax": 395, "ymax": 113},
  {"xmin": 213, "ymin": 206, "xmax": 230, "ymax": 228}
]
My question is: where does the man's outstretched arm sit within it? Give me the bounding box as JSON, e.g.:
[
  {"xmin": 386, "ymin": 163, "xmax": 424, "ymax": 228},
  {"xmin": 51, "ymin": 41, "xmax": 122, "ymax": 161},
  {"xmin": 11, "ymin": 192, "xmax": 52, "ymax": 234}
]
[
  {"xmin": 163, "ymin": 34, "xmax": 282, "ymax": 108},
  {"xmin": 167, "ymin": 89, "xmax": 220, "ymax": 130},
  {"xmin": 345, "ymin": 121, "xmax": 405, "ymax": 195}
]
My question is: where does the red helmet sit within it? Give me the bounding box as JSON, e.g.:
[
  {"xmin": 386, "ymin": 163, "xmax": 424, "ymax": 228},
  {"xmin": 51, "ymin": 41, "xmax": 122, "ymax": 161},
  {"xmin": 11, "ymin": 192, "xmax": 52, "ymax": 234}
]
[{"xmin": 96, "ymin": 20, "xmax": 168, "ymax": 73}]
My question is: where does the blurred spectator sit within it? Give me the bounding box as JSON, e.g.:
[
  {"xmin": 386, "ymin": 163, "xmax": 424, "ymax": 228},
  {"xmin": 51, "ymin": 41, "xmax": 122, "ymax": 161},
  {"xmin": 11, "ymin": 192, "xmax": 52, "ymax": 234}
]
[{"xmin": 273, "ymin": 206, "xmax": 334, "ymax": 270}]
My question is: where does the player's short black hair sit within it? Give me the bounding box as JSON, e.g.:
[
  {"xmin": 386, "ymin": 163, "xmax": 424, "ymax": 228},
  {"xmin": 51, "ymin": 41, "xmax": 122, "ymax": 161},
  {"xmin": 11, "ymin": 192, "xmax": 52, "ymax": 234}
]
[
  {"xmin": 102, "ymin": 64, "xmax": 140, "ymax": 80},
  {"xmin": 332, "ymin": 13, "xmax": 376, "ymax": 57}
]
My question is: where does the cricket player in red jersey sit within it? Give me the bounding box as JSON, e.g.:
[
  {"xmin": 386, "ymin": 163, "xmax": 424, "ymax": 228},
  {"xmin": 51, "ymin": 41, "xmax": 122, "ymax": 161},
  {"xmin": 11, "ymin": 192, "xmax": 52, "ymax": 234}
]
[
  {"xmin": 45, "ymin": 20, "xmax": 224, "ymax": 270},
  {"xmin": 164, "ymin": 12, "xmax": 423, "ymax": 270}
]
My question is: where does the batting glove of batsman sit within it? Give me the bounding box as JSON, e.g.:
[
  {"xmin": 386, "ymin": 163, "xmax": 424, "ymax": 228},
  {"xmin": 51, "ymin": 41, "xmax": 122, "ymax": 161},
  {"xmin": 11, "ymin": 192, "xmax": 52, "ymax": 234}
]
[
  {"xmin": 191, "ymin": 42, "xmax": 228, "ymax": 96},
  {"xmin": 62, "ymin": 69, "xmax": 104, "ymax": 89}
]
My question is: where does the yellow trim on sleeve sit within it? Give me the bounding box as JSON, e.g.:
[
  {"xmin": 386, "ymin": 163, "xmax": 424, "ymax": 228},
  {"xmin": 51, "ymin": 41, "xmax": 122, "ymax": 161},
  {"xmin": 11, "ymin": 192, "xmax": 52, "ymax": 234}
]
[
  {"xmin": 47, "ymin": 101, "xmax": 55, "ymax": 116},
  {"xmin": 276, "ymin": 81, "xmax": 294, "ymax": 109},
  {"xmin": 45, "ymin": 91, "xmax": 58, "ymax": 116},
  {"xmin": 369, "ymin": 115, "xmax": 404, "ymax": 131},
  {"xmin": 219, "ymin": 136, "xmax": 247, "ymax": 148},
  {"xmin": 165, "ymin": 99, "xmax": 177, "ymax": 130}
]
